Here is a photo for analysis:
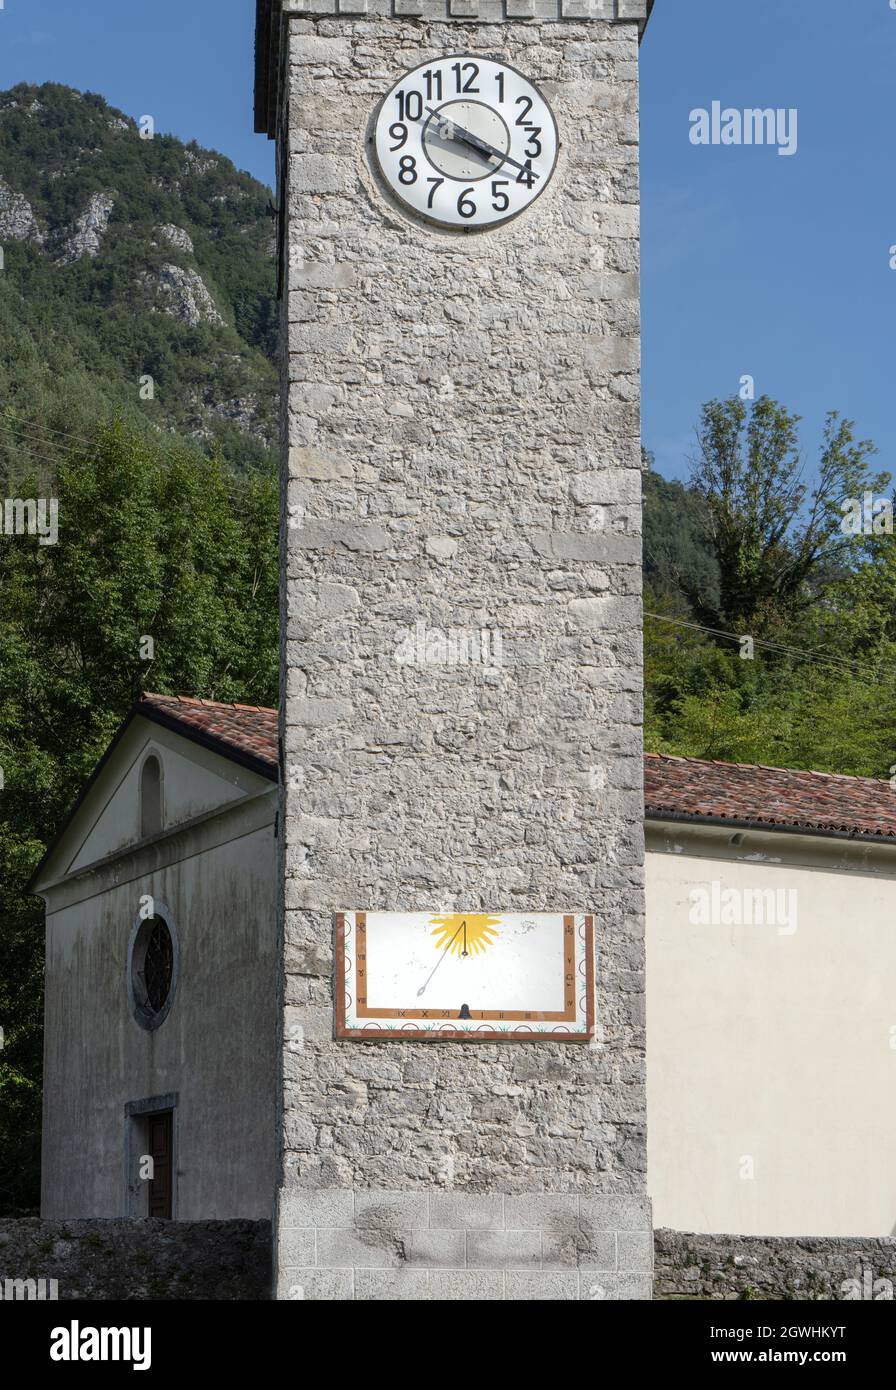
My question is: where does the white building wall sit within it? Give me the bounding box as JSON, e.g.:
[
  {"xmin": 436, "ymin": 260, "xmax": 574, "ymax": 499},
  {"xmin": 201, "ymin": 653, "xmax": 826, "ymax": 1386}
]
[
  {"xmin": 38, "ymin": 731, "xmax": 279, "ymax": 1221},
  {"xmin": 646, "ymin": 825, "xmax": 896, "ymax": 1237},
  {"xmin": 67, "ymin": 722, "xmax": 254, "ymax": 873}
]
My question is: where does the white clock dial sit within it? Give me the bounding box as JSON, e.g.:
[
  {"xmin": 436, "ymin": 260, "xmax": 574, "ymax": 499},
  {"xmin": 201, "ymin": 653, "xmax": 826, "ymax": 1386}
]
[{"xmin": 373, "ymin": 56, "xmax": 559, "ymax": 229}]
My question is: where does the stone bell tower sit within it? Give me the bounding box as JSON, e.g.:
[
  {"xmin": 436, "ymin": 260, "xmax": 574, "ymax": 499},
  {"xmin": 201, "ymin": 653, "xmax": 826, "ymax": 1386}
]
[{"xmin": 255, "ymin": 0, "xmax": 654, "ymax": 1300}]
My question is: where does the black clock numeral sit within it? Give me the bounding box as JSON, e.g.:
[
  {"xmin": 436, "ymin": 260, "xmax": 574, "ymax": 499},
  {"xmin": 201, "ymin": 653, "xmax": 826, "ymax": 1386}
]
[
  {"xmin": 495, "ymin": 71, "xmax": 505, "ymax": 103},
  {"xmin": 524, "ymin": 128, "xmax": 542, "ymax": 159},
  {"xmin": 422, "ymin": 68, "xmax": 443, "ymax": 101},
  {"xmin": 451, "ymin": 61, "xmax": 480, "ymax": 94},
  {"xmin": 426, "ymin": 176, "xmax": 444, "ymax": 209},
  {"xmin": 398, "ymin": 155, "xmax": 418, "ymax": 185},
  {"xmin": 515, "ymin": 160, "xmax": 536, "ymax": 189},
  {"xmin": 515, "ymin": 94, "xmax": 534, "ymax": 127},
  {"xmin": 395, "ymin": 88, "xmax": 423, "ymax": 122},
  {"xmin": 491, "ymin": 179, "xmax": 510, "ymax": 212},
  {"xmin": 457, "ymin": 187, "xmax": 476, "ymax": 219},
  {"xmin": 389, "ymin": 122, "xmax": 408, "ymax": 151}
]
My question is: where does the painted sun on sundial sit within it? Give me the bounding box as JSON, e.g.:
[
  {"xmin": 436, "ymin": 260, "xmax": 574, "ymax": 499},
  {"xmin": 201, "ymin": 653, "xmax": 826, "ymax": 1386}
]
[
  {"xmin": 336, "ymin": 911, "xmax": 594, "ymax": 1042},
  {"xmin": 429, "ymin": 913, "xmax": 501, "ymax": 958}
]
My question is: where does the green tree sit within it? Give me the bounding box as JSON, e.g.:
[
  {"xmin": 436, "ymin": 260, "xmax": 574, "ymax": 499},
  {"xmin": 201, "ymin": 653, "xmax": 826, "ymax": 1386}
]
[
  {"xmin": 0, "ymin": 422, "xmax": 278, "ymax": 1213},
  {"xmin": 686, "ymin": 396, "xmax": 886, "ymax": 632}
]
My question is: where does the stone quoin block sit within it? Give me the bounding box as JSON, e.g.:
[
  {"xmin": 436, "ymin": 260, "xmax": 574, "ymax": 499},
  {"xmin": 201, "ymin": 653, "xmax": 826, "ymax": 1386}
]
[
  {"xmin": 543, "ymin": 1231, "xmax": 618, "ymax": 1271},
  {"xmin": 278, "ymin": 1188, "xmax": 354, "ymax": 1229},
  {"xmin": 315, "ymin": 1227, "xmax": 408, "ymax": 1269},
  {"xmin": 579, "ymin": 1195, "xmax": 653, "ymax": 1231},
  {"xmin": 409, "ymin": 1229, "xmax": 468, "ymax": 1267},
  {"xmin": 503, "ymin": 1194, "xmax": 579, "ymax": 1231},
  {"xmin": 428, "ymin": 1270, "xmax": 505, "ymax": 1301},
  {"xmin": 354, "ymin": 1268, "xmax": 432, "ymax": 1299},
  {"xmin": 617, "ymin": 1229, "xmax": 654, "ymax": 1271},
  {"xmin": 579, "ymin": 1272, "xmax": 653, "ymax": 1301},
  {"xmin": 354, "ymin": 1191, "xmax": 431, "ymax": 1231},
  {"xmin": 280, "ymin": 1267, "xmax": 353, "ymax": 1300},
  {"xmin": 278, "ymin": 1226, "xmax": 317, "ymax": 1267},
  {"xmin": 429, "ymin": 1193, "xmax": 506, "ymax": 1230},
  {"xmin": 507, "ymin": 1271, "xmax": 579, "ymax": 1300},
  {"xmin": 465, "ymin": 1230, "xmax": 543, "ymax": 1270}
]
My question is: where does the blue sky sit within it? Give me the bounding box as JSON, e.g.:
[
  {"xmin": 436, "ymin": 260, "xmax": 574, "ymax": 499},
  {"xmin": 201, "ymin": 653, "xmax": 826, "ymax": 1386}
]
[
  {"xmin": 641, "ymin": 0, "xmax": 896, "ymax": 481},
  {"xmin": 1, "ymin": 0, "xmax": 893, "ymax": 485}
]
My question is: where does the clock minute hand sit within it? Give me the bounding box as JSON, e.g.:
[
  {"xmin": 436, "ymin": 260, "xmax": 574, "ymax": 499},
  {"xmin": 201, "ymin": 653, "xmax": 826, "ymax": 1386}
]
[{"xmin": 424, "ymin": 106, "xmax": 539, "ymax": 181}]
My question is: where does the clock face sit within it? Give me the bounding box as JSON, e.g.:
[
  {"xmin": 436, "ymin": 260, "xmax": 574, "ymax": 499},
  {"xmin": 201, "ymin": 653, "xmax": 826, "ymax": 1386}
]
[
  {"xmin": 335, "ymin": 912, "xmax": 594, "ymax": 1042},
  {"xmin": 372, "ymin": 56, "xmax": 559, "ymax": 230}
]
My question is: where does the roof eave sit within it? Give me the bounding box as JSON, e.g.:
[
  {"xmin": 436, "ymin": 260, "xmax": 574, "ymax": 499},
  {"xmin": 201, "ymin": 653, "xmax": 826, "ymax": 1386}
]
[
  {"xmin": 136, "ymin": 704, "xmax": 278, "ymax": 783},
  {"xmin": 254, "ymin": 0, "xmax": 281, "ymax": 140},
  {"xmin": 646, "ymin": 807, "xmax": 896, "ymax": 849}
]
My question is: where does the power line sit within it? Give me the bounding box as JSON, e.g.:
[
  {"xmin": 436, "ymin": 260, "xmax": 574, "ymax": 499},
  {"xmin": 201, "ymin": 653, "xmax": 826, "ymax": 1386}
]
[
  {"xmin": 644, "ymin": 611, "xmax": 885, "ymax": 682},
  {"xmin": 0, "ymin": 444, "xmax": 64, "ymax": 476},
  {"xmin": 0, "ymin": 418, "xmax": 105, "ymax": 481},
  {"xmin": 0, "ymin": 414, "xmax": 101, "ymax": 453}
]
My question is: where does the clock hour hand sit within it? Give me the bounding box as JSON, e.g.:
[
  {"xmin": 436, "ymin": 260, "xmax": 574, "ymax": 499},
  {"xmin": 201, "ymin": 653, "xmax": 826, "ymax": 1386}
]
[{"xmin": 424, "ymin": 106, "xmax": 540, "ymax": 181}]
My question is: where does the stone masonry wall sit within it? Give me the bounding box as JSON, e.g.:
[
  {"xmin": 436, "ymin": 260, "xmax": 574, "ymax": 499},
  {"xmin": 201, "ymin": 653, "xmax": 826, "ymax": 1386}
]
[
  {"xmin": 278, "ymin": 14, "xmax": 648, "ymax": 1299},
  {"xmin": 0, "ymin": 1220, "xmax": 271, "ymax": 1301},
  {"xmin": 655, "ymin": 1230, "xmax": 896, "ymax": 1301},
  {"xmin": 4, "ymin": 1223, "xmax": 894, "ymax": 1301}
]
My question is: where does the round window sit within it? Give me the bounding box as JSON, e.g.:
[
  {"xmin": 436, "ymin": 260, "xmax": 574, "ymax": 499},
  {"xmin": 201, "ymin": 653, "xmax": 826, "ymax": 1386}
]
[{"xmin": 128, "ymin": 909, "xmax": 178, "ymax": 1030}]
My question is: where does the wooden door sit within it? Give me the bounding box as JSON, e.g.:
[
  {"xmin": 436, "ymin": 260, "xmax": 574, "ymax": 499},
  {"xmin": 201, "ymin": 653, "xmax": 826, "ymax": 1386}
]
[{"xmin": 147, "ymin": 1111, "xmax": 173, "ymax": 1218}]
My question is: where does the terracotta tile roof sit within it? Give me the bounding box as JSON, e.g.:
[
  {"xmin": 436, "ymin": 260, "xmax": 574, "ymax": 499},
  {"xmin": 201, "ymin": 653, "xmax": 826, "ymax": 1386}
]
[
  {"xmin": 138, "ymin": 696, "xmax": 896, "ymax": 843},
  {"xmin": 139, "ymin": 693, "xmax": 278, "ymax": 775},
  {"xmin": 645, "ymin": 752, "xmax": 896, "ymax": 842}
]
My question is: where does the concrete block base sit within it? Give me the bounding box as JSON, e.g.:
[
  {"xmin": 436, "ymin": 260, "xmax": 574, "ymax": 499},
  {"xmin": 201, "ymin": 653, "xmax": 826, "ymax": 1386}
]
[{"xmin": 276, "ymin": 1188, "xmax": 653, "ymax": 1300}]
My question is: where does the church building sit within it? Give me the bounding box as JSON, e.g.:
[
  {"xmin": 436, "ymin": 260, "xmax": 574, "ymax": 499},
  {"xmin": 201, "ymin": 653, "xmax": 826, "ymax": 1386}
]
[
  {"xmin": 28, "ymin": 0, "xmax": 896, "ymax": 1302},
  {"xmin": 33, "ymin": 694, "xmax": 896, "ymax": 1290}
]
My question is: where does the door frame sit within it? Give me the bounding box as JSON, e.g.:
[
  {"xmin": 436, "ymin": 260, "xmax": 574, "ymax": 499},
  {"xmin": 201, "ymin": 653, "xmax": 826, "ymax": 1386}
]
[{"xmin": 124, "ymin": 1091, "xmax": 179, "ymax": 1218}]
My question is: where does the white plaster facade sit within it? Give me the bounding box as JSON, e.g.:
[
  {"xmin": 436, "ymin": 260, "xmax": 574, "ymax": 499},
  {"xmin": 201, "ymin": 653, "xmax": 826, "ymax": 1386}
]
[
  {"xmin": 646, "ymin": 820, "xmax": 896, "ymax": 1238},
  {"xmin": 32, "ymin": 704, "xmax": 279, "ymax": 1221}
]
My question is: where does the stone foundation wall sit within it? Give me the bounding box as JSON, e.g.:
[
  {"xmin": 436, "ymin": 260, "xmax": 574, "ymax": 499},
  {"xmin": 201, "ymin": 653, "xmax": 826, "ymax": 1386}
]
[
  {"xmin": 4, "ymin": 1222, "xmax": 894, "ymax": 1299},
  {"xmin": 655, "ymin": 1230, "xmax": 896, "ymax": 1301},
  {"xmin": 0, "ymin": 1220, "xmax": 271, "ymax": 1301}
]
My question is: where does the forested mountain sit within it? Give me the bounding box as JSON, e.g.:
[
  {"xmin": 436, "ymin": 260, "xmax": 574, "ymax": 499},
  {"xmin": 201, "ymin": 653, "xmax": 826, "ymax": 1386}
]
[
  {"xmin": 0, "ymin": 82, "xmax": 278, "ymax": 479},
  {"xmin": 642, "ymin": 466, "xmax": 720, "ymax": 612}
]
